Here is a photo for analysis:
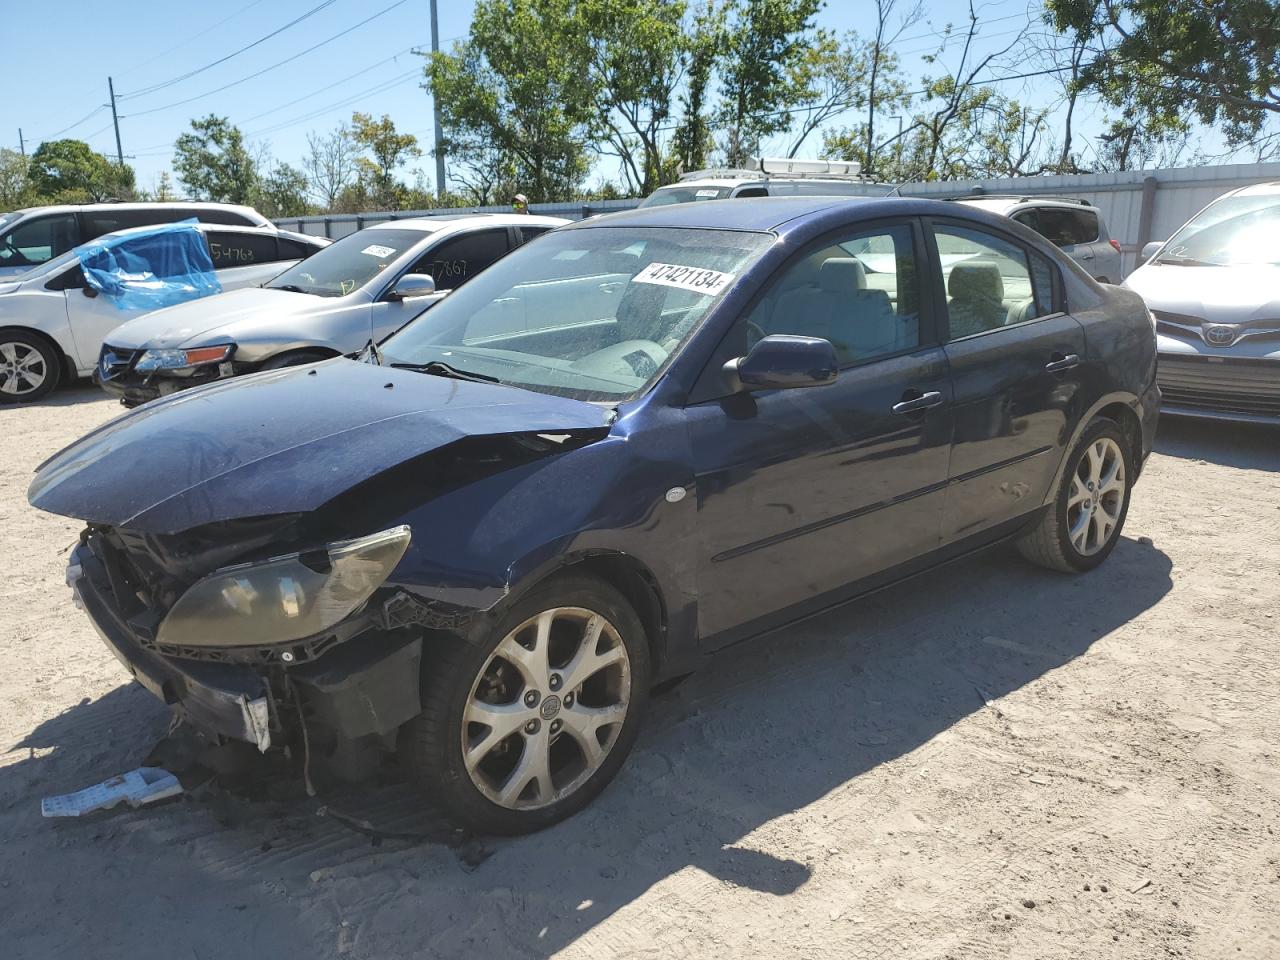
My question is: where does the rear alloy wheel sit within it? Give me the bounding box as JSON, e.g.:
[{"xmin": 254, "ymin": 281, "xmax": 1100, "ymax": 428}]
[
  {"xmin": 1017, "ymin": 417, "xmax": 1133, "ymax": 572},
  {"xmin": 0, "ymin": 334, "xmax": 59, "ymax": 403},
  {"xmin": 400, "ymin": 574, "xmax": 650, "ymax": 834}
]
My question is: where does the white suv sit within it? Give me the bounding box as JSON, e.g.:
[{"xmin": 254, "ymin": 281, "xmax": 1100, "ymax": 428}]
[
  {"xmin": 0, "ymin": 202, "xmax": 272, "ymax": 279},
  {"xmin": 639, "ymin": 157, "xmax": 870, "ymax": 206},
  {"xmin": 955, "ymin": 196, "xmax": 1123, "ymax": 283}
]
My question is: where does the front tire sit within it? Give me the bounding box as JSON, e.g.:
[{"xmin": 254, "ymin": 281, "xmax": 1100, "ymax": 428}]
[
  {"xmin": 399, "ymin": 573, "xmax": 650, "ymax": 834},
  {"xmin": 1017, "ymin": 417, "xmax": 1133, "ymax": 572},
  {"xmin": 0, "ymin": 331, "xmax": 60, "ymax": 403}
]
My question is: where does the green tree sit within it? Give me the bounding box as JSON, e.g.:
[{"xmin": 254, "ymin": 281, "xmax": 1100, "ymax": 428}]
[
  {"xmin": 173, "ymin": 116, "xmax": 260, "ymax": 205},
  {"xmin": 426, "ymin": 0, "xmax": 597, "ymax": 202},
  {"xmin": 671, "ymin": 1, "xmax": 726, "ymax": 172},
  {"xmin": 1047, "ymin": 0, "xmax": 1280, "ymax": 148},
  {"xmin": 259, "ymin": 162, "xmax": 311, "ymax": 217},
  {"xmin": 0, "ymin": 148, "xmax": 33, "ymax": 207},
  {"xmin": 717, "ymin": 0, "xmax": 822, "ymax": 167},
  {"xmin": 350, "ymin": 112, "xmax": 421, "ymax": 209},
  {"xmin": 582, "ymin": 0, "xmax": 688, "ymax": 194},
  {"xmin": 27, "ymin": 139, "xmax": 134, "ymax": 202}
]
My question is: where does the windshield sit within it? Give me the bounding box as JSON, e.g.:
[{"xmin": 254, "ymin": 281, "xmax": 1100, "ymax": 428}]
[
  {"xmin": 1159, "ymin": 194, "xmax": 1280, "ymax": 266},
  {"xmin": 638, "ymin": 185, "xmax": 735, "ymax": 207},
  {"xmin": 267, "ymin": 227, "xmax": 430, "ymax": 297},
  {"xmin": 381, "ymin": 226, "xmax": 772, "ymax": 402}
]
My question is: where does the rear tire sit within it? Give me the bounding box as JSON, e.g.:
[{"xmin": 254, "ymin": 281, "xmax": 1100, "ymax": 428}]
[
  {"xmin": 399, "ymin": 573, "xmax": 650, "ymax": 834},
  {"xmin": 0, "ymin": 330, "xmax": 61, "ymax": 403},
  {"xmin": 1017, "ymin": 417, "xmax": 1133, "ymax": 573}
]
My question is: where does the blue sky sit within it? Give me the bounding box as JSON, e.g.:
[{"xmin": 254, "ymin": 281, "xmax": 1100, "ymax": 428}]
[{"xmin": 3, "ymin": 0, "xmax": 1101, "ymax": 193}]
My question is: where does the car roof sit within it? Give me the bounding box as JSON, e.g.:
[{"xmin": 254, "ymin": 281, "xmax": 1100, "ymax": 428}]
[
  {"xmin": 1231, "ymin": 181, "xmax": 1280, "ymax": 197},
  {"xmin": 376, "ymin": 213, "xmax": 568, "ymax": 232},
  {"xmin": 564, "ymin": 196, "xmax": 883, "ymax": 231},
  {"xmin": 955, "ymin": 196, "xmax": 1097, "ymax": 213},
  {"xmin": 6, "ymin": 201, "xmax": 267, "ymax": 220}
]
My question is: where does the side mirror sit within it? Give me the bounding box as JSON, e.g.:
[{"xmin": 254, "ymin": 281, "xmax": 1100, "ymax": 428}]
[
  {"xmin": 723, "ymin": 334, "xmax": 838, "ymax": 393},
  {"xmin": 386, "ymin": 273, "xmax": 436, "ymax": 302},
  {"xmin": 1141, "ymin": 241, "xmax": 1163, "ymax": 262},
  {"xmin": 82, "ymin": 285, "xmax": 99, "ymax": 298}
]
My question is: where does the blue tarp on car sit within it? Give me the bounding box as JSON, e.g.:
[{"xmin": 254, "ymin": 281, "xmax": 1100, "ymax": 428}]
[{"xmin": 77, "ymin": 219, "xmax": 221, "ymax": 310}]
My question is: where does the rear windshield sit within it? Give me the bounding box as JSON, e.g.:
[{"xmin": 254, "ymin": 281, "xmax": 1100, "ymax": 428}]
[
  {"xmin": 638, "ymin": 185, "xmax": 735, "ymax": 207},
  {"xmin": 266, "ymin": 227, "xmax": 430, "ymax": 297}
]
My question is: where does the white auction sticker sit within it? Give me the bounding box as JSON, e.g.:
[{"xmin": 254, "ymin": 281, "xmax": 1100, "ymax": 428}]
[
  {"xmin": 695, "ymin": 188, "xmax": 721, "ymax": 198},
  {"xmin": 360, "ymin": 244, "xmax": 396, "ymax": 258},
  {"xmin": 633, "ymin": 262, "xmax": 734, "ymax": 296}
]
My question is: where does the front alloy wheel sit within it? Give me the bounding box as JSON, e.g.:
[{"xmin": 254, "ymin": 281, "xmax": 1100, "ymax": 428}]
[
  {"xmin": 463, "ymin": 608, "xmax": 630, "ymax": 810},
  {"xmin": 401, "ymin": 574, "xmax": 650, "ymax": 833}
]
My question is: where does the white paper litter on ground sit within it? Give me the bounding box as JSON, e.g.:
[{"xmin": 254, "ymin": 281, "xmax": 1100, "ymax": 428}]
[{"xmin": 41, "ymin": 767, "xmax": 183, "ymax": 818}]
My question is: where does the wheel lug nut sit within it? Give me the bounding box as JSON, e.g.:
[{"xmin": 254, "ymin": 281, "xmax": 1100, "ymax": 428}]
[
  {"xmin": 564, "ymin": 693, "xmax": 574, "ymax": 708},
  {"xmin": 524, "ymin": 690, "xmax": 539, "ymax": 707},
  {"xmin": 549, "ymin": 673, "xmax": 562, "ymax": 691},
  {"xmin": 524, "ymin": 719, "xmax": 540, "ymax": 734},
  {"xmin": 550, "ymin": 719, "xmax": 562, "ymax": 734}
]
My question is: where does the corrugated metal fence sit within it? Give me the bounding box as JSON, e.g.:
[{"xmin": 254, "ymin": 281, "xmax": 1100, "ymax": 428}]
[{"xmin": 279, "ymin": 161, "xmax": 1280, "ymax": 279}]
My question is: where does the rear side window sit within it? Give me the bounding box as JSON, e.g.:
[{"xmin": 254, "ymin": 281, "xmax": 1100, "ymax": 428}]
[
  {"xmin": 932, "ymin": 222, "xmax": 1058, "ymax": 338},
  {"xmin": 517, "ymin": 225, "xmax": 552, "ymax": 246},
  {"xmin": 0, "ymin": 213, "xmax": 79, "ymax": 268},
  {"xmin": 1029, "ymin": 207, "xmax": 1098, "ymax": 246},
  {"xmin": 276, "ymin": 236, "xmax": 320, "ymax": 260},
  {"xmin": 411, "ymin": 228, "xmax": 511, "ymax": 290},
  {"xmin": 206, "ymin": 231, "xmax": 279, "ymax": 268},
  {"xmin": 83, "ymin": 209, "xmax": 186, "ymax": 239},
  {"xmin": 733, "ymin": 186, "xmax": 769, "ymax": 198},
  {"xmin": 1071, "ymin": 208, "xmax": 1100, "ymax": 242}
]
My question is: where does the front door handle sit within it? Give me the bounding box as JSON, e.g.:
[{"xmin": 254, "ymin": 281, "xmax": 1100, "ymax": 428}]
[
  {"xmin": 892, "ymin": 390, "xmax": 944, "ymax": 415},
  {"xmin": 1044, "ymin": 353, "xmax": 1080, "ymax": 373}
]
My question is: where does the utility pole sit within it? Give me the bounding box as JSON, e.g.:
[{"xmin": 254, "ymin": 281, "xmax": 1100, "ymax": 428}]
[
  {"xmin": 108, "ymin": 77, "xmax": 124, "ymax": 166},
  {"xmin": 17, "ymin": 128, "xmax": 25, "ymax": 158},
  {"xmin": 429, "ymin": 0, "xmax": 447, "ymax": 201}
]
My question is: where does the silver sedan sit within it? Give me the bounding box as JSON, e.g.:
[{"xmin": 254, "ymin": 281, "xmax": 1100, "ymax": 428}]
[{"xmin": 97, "ymin": 213, "xmax": 567, "ymax": 406}]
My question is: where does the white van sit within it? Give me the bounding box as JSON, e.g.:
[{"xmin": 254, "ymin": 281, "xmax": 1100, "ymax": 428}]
[
  {"xmin": 0, "ymin": 202, "xmax": 272, "ymax": 278},
  {"xmin": 638, "ymin": 157, "xmax": 872, "ymax": 207}
]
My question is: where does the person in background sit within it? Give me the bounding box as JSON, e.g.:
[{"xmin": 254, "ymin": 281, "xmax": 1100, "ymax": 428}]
[{"xmin": 512, "ymin": 193, "xmax": 529, "ymax": 215}]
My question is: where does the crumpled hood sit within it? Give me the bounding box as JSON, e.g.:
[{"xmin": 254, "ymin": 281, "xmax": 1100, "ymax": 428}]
[
  {"xmin": 102, "ymin": 286, "xmax": 332, "ymax": 349},
  {"xmin": 1124, "ymin": 263, "xmax": 1280, "ymax": 322},
  {"xmin": 29, "ymin": 358, "xmax": 613, "ymax": 533}
]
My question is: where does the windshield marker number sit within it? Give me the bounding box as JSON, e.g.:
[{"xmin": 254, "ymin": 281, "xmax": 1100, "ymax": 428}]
[{"xmin": 633, "ymin": 262, "xmax": 734, "ymax": 297}]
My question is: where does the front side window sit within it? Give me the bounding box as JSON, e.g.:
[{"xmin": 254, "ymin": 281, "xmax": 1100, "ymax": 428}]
[
  {"xmin": 408, "ymin": 228, "xmax": 510, "ymax": 290},
  {"xmin": 932, "ymin": 223, "xmax": 1056, "ymax": 338},
  {"xmin": 266, "ymin": 227, "xmax": 431, "ymax": 297},
  {"xmin": 1159, "ymin": 193, "xmax": 1280, "ymax": 266},
  {"xmin": 0, "ymin": 213, "xmax": 79, "ymax": 268},
  {"xmin": 744, "ymin": 223, "xmax": 922, "ymax": 366},
  {"xmin": 381, "ymin": 226, "xmax": 772, "ymax": 401}
]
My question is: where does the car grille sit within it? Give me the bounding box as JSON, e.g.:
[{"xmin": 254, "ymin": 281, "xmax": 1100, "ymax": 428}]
[
  {"xmin": 1157, "ymin": 355, "xmax": 1280, "ymax": 418},
  {"xmin": 99, "ymin": 345, "xmax": 139, "ymax": 380}
]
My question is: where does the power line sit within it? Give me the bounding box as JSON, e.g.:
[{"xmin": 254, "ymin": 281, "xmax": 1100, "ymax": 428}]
[
  {"xmin": 248, "ymin": 69, "xmax": 423, "ymax": 137},
  {"xmin": 240, "ymin": 46, "xmax": 423, "ymax": 124},
  {"xmin": 115, "ymin": 0, "xmax": 272, "ymax": 79},
  {"xmin": 120, "ymin": 0, "xmax": 341, "ymax": 100},
  {"xmin": 41, "ymin": 104, "xmax": 109, "ymax": 141},
  {"xmin": 122, "ymin": 0, "xmax": 413, "ymax": 119}
]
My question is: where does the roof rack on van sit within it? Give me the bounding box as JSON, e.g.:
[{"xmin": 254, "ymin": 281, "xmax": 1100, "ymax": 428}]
[
  {"xmin": 944, "ymin": 192, "xmax": 1091, "ymax": 206},
  {"xmin": 678, "ymin": 156, "xmax": 867, "ymax": 182}
]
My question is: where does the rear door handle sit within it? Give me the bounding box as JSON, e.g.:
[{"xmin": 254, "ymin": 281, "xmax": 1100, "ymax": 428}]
[
  {"xmin": 892, "ymin": 390, "xmax": 944, "ymax": 414},
  {"xmin": 1044, "ymin": 353, "xmax": 1080, "ymax": 372}
]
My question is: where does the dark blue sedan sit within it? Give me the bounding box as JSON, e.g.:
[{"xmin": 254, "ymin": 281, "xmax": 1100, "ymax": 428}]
[{"xmin": 29, "ymin": 197, "xmax": 1160, "ymax": 833}]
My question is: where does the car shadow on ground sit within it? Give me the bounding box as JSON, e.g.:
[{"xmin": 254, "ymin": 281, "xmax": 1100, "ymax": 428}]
[
  {"xmin": 1154, "ymin": 416, "xmax": 1280, "ymax": 470},
  {"xmin": 30, "ymin": 380, "xmax": 115, "ymax": 408},
  {"xmin": 6, "ymin": 535, "xmax": 1174, "ymax": 958}
]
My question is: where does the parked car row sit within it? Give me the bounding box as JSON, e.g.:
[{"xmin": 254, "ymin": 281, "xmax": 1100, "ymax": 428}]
[{"xmin": 28, "ymin": 194, "xmax": 1161, "ymax": 833}]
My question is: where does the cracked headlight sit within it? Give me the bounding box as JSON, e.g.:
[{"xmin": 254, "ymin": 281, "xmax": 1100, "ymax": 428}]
[
  {"xmin": 157, "ymin": 526, "xmax": 411, "ymax": 648},
  {"xmin": 135, "ymin": 344, "xmax": 233, "ymax": 372}
]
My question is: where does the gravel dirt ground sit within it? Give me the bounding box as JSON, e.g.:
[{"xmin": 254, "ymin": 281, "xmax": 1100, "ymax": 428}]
[{"xmin": 2, "ymin": 384, "xmax": 1278, "ymax": 960}]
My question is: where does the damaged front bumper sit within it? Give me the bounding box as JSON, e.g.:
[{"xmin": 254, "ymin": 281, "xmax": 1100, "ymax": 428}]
[{"xmin": 68, "ymin": 543, "xmax": 425, "ymax": 752}]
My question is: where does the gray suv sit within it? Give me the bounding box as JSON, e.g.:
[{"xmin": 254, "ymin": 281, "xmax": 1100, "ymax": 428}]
[{"xmin": 956, "ymin": 196, "xmax": 1123, "ymax": 283}]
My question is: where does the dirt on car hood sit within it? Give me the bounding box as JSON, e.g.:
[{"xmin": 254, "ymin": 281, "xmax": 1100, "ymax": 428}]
[{"xmin": 29, "ymin": 358, "xmax": 613, "ymax": 533}]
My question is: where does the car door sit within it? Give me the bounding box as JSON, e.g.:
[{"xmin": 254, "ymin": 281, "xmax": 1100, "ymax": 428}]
[
  {"xmin": 926, "ymin": 217, "xmax": 1087, "ymax": 542},
  {"xmin": 684, "ymin": 218, "xmax": 954, "ymax": 645},
  {"xmin": 53, "ymin": 262, "xmax": 157, "ymax": 369}
]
